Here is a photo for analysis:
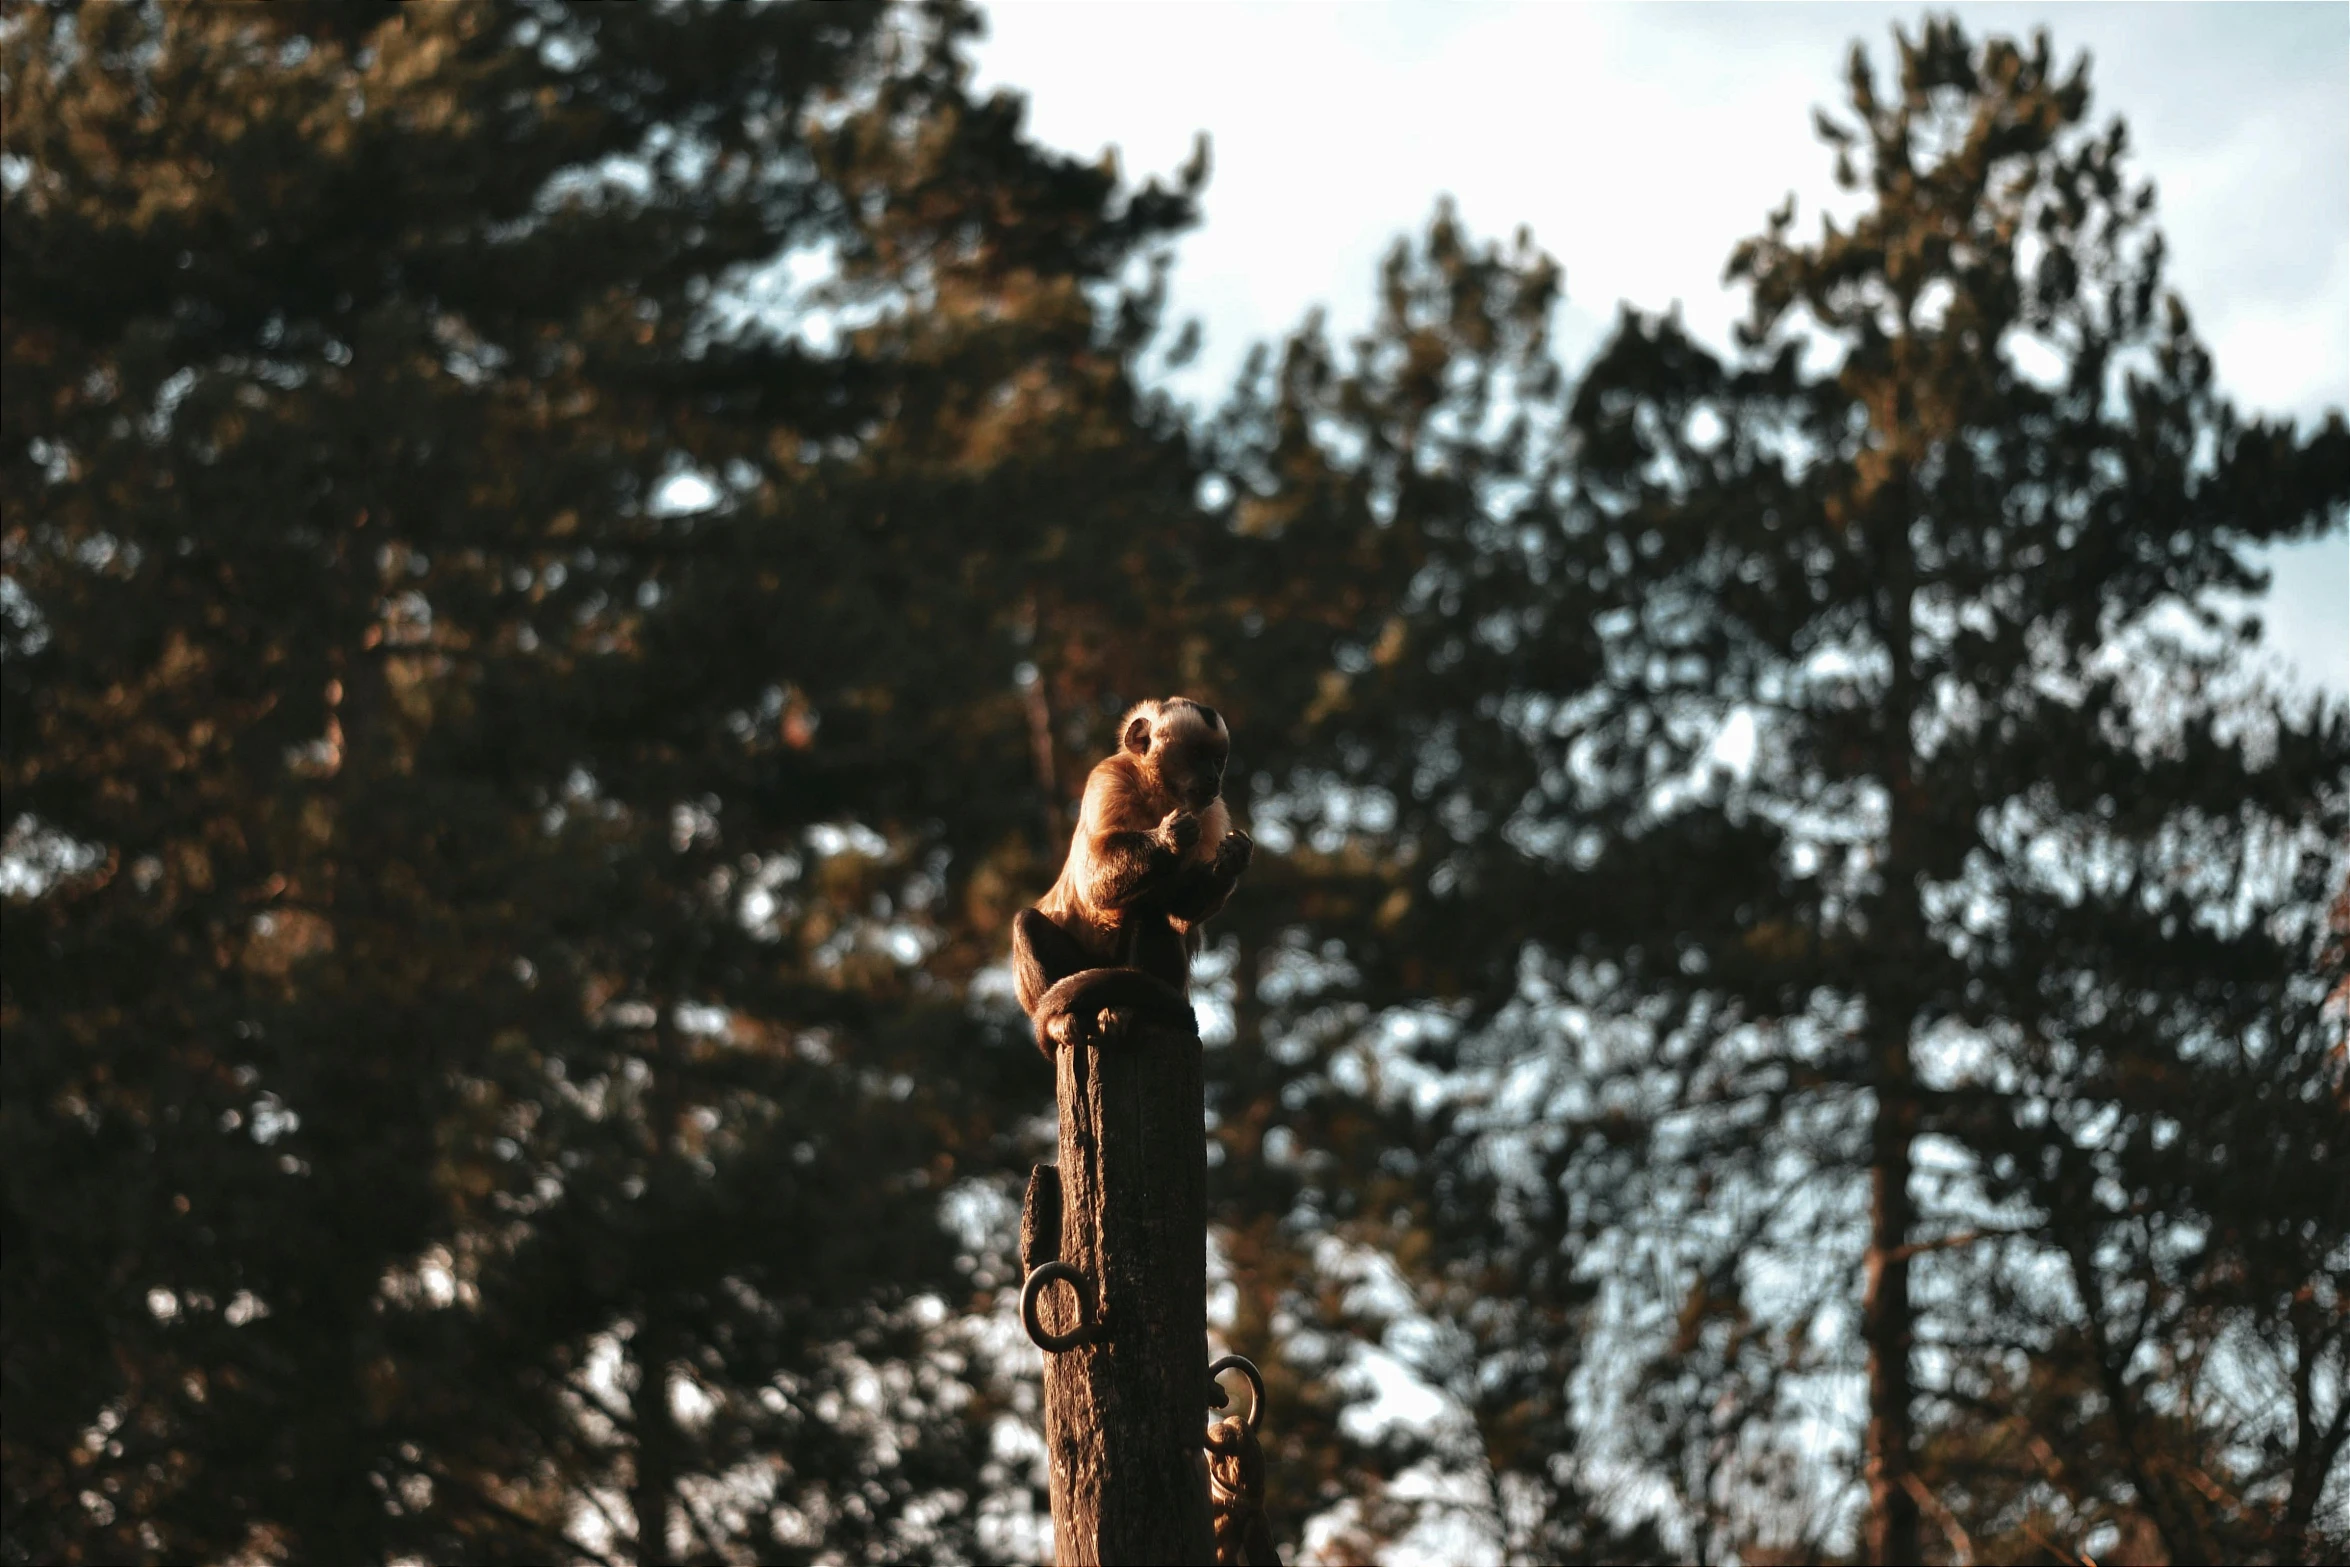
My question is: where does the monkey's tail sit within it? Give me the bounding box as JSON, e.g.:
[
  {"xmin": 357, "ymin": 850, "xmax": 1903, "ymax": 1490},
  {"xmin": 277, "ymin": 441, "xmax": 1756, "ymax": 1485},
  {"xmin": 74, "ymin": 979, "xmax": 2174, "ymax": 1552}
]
[{"xmin": 1029, "ymin": 967, "xmax": 1195, "ymax": 1057}]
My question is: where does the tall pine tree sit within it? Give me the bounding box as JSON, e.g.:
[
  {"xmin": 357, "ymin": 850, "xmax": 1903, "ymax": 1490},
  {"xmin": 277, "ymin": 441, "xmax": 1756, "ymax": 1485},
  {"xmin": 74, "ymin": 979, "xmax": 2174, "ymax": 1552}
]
[
  {"xmin": 9, "ymin": 6, "xmax": 2342, "ymax": 1563},
  {"xmin": 1552, "ymin": 20, "xmax": 2348, "ymax": 1561},
  {"xmin": 1172, "ymin": 18, "xmax": 2346, "ymax": 1562},
  {"xmin": 2, "ymin": 3, "xmax": 1202, "ymax": 1561}
]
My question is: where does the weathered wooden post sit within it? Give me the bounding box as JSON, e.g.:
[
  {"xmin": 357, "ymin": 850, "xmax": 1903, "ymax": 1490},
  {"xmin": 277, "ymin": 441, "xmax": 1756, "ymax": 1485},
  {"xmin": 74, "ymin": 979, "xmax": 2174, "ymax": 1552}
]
[{"xmin": 1020, "ymin": 968, "xmax": 1217, "ymax": 1566}]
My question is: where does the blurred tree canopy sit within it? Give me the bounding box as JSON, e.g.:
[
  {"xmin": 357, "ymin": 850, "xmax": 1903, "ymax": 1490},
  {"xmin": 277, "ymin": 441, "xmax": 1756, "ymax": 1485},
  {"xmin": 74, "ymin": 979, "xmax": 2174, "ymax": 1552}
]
[{"xmin": 3, "ymin": 5, "xmax": 2343, "ymax": 1566}]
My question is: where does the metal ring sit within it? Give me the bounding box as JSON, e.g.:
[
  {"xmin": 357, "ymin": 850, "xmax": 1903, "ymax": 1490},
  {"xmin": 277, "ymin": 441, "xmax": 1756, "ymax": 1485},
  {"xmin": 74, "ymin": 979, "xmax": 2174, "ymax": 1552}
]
[
  {"xmin": 1020, "ymin": 1261, "xmax": 1096, "ymax": 1352},
  {"xmin": 1207, "ymin": 1354, "xmax": 1266, "ymax": 1433}
]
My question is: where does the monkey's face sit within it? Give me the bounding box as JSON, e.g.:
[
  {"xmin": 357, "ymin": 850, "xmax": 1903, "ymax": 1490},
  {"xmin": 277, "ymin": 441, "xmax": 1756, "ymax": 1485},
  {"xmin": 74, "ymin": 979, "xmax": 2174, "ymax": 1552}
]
[{"xmin": 1123, "ymin": 698, "xmax": 1229, "ymax": 810}]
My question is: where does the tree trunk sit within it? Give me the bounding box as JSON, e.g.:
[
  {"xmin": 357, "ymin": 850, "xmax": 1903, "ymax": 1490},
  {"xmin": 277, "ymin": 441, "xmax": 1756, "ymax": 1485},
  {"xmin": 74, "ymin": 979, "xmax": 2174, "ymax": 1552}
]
[
  {"xmin": 631, "ymin": 1310, "xmax": 676, "ymax": 1567},
  {"xmin": 2282, "ymin": 1296, "xmax": 2341, "ymax": 1559},
  {"xmin": 1862, "ymin": 1050, "xmax": 1920, "ymax": 1567},
  {"xmin": 1864, "ymin": 443, "xmax": 1923, "ymax": 1567},
  {"xmin": 1032, "ymin": 973, "xmax": 1216, "ymax": 1566},
  {"xmin": 634, "ymin": 1004, "xmax": 683, "ymax": 1567}
]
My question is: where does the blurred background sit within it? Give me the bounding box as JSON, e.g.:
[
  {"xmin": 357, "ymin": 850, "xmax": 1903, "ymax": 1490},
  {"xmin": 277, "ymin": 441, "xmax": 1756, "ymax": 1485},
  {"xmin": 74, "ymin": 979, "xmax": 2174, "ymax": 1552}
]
[{"xmin": 3, "ymin": 3, "xmax": 2344, "ymax": 1564}]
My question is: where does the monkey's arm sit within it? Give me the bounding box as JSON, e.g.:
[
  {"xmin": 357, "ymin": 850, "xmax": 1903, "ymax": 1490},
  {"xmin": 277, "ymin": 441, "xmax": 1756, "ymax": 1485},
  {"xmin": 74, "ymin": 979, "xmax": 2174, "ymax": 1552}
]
[
  {"xmin": 1078, "ymin": 769, "xmax": 1198, "ymax": 910},
  {"xmin": 1165, "ymin": 829, "xmax": 1253, "ymax": 929},
  {"xmin": 1088, "ymin": 828, "xmax": 1185, "ymax": 908}
]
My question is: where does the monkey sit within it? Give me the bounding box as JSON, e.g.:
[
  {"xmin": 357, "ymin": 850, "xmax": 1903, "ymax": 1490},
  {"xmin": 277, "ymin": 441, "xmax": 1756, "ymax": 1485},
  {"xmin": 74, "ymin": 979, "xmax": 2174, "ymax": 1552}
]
[{"xmin": 1012, "ymin": 697, "xmax": 1253, "ymax": 1045}]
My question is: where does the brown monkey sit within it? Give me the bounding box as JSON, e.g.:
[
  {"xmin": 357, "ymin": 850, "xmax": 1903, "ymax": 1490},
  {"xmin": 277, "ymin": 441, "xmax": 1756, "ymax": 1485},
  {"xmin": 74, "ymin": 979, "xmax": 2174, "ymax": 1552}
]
[{"xmin": 1013, "ymin": 697, "xmax": 1253, "ymax": 1034}]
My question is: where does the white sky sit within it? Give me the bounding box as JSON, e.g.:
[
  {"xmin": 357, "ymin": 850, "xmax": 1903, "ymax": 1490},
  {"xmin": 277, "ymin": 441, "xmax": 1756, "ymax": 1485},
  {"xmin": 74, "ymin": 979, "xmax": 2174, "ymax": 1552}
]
[{"xmin": 971, "ymin": 1, "xmax": 2349, "ymax": 700}]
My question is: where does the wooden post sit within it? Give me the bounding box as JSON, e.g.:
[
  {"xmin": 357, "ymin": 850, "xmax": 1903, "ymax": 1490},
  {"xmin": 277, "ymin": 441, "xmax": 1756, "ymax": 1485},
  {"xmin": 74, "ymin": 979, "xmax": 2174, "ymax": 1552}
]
[{"xmin": 1023, "ymin": 970, "xmax": 1215, "ymax": 1567}]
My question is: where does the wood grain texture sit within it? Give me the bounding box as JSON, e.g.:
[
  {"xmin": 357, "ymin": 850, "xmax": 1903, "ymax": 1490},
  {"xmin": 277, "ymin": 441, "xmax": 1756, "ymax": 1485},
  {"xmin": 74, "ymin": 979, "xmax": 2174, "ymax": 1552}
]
[{"xmin": 1036, "ymin": 977, "xmax": 1214, "ymax": 1567}]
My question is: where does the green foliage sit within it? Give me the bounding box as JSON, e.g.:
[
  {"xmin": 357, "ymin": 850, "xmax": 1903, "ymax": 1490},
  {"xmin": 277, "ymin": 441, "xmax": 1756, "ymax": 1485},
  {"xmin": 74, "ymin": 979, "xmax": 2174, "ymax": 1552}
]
[
  {"xmin": 3, "ymin": 3, "xmax": 1197, "ymax": 1561},
  {"xmin": 1181, "ymin": 16, "xmax": 2348, "ymax": 1565},
  {"xmin": 4, "ymin": 6, "xmax": 2343, "ymax": 1567},
  {"xmin": 1555, "ymin": 21, "xmax": 2349, "ymax": 1562}
]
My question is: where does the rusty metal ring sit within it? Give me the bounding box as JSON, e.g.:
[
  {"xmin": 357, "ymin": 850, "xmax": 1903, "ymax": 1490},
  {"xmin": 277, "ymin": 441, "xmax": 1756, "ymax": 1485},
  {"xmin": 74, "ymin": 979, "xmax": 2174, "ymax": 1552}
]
[
  {"xmin": 1021, "ymin": 1261, "xmax": 1097, "ymax": 1352},
  {"xmin": 1207, "ymin": 1354, "xmax": 1266, "ymax": 1433}
]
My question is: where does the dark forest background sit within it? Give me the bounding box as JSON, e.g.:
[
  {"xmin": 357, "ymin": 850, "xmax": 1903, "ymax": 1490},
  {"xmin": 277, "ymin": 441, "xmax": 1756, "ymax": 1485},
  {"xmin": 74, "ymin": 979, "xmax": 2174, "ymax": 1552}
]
[{"xmin": 4, "ymin": 4, "xmax": 2345, "ymax": 1564}]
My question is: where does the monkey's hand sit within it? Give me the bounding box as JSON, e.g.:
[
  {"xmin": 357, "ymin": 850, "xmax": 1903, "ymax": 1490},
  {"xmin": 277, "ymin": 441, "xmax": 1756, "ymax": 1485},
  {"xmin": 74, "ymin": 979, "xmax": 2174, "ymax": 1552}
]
[
  {"xmin": 1212, "ymin": 829, "xmax": 1254, "ymax": 880},
  {"xmin": 1155, "ymin": 808, "xmax": 1202, "ymax": 858},
  {"xmin": 1166, "ymin": 829, "xmax": 1255, "ymax": 927}
]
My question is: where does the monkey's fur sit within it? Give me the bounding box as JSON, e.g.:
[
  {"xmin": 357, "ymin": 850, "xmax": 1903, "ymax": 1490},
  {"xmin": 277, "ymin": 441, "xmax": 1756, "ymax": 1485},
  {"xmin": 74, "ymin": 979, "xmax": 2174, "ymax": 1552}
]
[{"xmin": 1013, "ymin": 698, "xmax": 1252, "ymax": 1047}]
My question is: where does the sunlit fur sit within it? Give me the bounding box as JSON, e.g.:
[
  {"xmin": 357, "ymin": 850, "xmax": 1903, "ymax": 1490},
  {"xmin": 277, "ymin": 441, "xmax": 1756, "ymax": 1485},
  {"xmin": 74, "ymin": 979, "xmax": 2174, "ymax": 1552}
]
[{"xmin": 1013, "ymin": 696, "xmax": 1252, "ymax": 1019}]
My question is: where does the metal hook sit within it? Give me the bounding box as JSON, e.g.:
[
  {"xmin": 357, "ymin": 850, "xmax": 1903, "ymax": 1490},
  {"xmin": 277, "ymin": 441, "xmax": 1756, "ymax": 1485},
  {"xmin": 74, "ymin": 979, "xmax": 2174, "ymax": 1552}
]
[
  {"xmin": 1207, "ymin": 1354, "xmax": 1266, "ymax": 1434},
  {"xmin": 1021, "ymin": 1261, "xmax": 1098, "ymax": 1352}
]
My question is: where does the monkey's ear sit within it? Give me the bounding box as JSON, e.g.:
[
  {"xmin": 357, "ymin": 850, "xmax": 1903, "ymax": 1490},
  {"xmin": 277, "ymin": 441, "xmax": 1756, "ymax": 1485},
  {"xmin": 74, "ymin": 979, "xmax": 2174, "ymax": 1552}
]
[{"xmin": 1123, "ymin": 714, "xmax": 1153, "ymax": 754}]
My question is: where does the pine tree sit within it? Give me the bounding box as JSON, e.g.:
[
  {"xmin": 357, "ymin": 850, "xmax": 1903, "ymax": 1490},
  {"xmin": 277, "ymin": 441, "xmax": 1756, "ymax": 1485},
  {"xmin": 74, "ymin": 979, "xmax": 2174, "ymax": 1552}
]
[
  {"xmin": 2, "ymin": 4, "xmax": 1201, "ymax": 1561},
  {"xmin": 1550, "ymin": 20, "xmax": 2349, "ymax": 1561},
  {"xmin": 1183, "ymin": 211, "xmax": 1671, "ymax": 1562},
  {"xmin": 11, "ymin": 6, "xmax": 2341, "ymax": 1563},
  {"xmin": 1168, "ymin": 19, "xmax": 2347, "ymax": 1563}
]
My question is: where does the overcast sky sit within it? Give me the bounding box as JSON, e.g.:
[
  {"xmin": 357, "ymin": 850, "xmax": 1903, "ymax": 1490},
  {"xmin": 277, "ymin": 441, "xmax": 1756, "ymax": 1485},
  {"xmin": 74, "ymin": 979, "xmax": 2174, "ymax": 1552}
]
[{"xmin": 971, "ymin": 1, "xmax": 2349, "ymax": 700}]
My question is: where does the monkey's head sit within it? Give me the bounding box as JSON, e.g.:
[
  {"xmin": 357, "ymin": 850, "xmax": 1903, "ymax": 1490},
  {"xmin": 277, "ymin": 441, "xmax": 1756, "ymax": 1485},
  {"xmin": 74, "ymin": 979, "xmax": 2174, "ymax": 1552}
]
[{"xmin": 1121, "ymin": 697, "xmax": 1229, "ymax": 810}]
